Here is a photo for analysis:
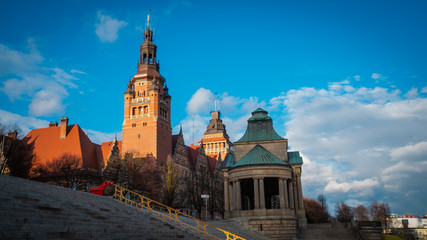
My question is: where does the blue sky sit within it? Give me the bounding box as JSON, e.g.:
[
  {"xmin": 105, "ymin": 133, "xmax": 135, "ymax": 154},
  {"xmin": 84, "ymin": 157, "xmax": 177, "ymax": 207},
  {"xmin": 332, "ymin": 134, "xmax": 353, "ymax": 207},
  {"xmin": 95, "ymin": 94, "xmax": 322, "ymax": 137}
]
[{"xmin": 1, "ymin": 1, "xmax": 427, "ymax": 216}]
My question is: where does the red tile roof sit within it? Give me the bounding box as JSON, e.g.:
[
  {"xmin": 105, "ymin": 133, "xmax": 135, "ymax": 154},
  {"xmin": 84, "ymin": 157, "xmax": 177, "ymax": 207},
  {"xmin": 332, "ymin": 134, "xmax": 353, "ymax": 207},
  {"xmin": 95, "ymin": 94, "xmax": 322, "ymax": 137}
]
[{"xmin": 24, "ymin": 124, "xmax": 103, "ymax": 171}]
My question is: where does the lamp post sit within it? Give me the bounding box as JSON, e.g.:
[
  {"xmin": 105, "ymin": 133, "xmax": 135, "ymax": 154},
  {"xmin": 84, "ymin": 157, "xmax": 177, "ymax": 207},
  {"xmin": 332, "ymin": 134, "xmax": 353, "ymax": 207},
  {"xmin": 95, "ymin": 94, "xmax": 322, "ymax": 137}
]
[{"xmin": 201, "ymin": 194, "xmax": 209, "ymax": 221}]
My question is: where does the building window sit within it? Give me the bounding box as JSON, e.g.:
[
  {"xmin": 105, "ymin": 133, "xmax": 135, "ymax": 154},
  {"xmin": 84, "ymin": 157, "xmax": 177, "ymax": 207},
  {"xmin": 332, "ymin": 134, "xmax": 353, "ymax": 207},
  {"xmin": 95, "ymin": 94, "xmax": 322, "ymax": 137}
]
[
  {"xmin": 143, "ymin": 122, "xmax": 147, "ymax": 126},
  {"xmin": 132, "ymin": 123, "xmax": 136, "ymax": 128}
]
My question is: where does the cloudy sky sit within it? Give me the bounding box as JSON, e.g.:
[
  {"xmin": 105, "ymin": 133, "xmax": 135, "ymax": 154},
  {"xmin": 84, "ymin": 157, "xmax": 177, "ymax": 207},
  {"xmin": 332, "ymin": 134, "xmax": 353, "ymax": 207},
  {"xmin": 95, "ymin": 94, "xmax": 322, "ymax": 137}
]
[{"xmin": 1, "ymin": 0, "xmax": 426, "ymax": 215}]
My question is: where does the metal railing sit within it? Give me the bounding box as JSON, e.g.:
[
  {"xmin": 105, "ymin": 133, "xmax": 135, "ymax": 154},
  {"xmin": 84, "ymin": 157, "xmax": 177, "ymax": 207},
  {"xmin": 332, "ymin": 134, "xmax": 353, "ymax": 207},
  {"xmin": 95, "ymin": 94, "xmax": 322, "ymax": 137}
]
[{"xmin": 113, "ymin": 184, "xmax": 245, "ymax": 240}]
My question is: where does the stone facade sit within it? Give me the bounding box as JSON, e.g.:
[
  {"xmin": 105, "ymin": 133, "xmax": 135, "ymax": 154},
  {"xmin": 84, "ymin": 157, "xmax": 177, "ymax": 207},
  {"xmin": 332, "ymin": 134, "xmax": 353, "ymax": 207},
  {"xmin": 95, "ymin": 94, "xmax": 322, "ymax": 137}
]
[
  {"xmin": 221, "ymin": 108, "xmax": 306, "ymax": 240},
  {"xmin": 199, "ymin": 111, "xmax": 234, "ymax": 160}
]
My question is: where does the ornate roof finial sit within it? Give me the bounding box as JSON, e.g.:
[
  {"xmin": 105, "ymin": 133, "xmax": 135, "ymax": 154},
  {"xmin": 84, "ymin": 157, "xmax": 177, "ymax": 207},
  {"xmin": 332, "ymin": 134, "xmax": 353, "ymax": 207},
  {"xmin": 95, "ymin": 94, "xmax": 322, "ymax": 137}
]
[
  {"xmin": 213, "ymin": 92, "xmax": 221, "ymax": 112},
  {"xmin": 179, "ymin": 125, "xmax": 183, "ymax": 135},
  {"xmin": 114, "ymin": 132, "xmax": 117, "ymax": 142},
  {"xmin": 146, "ymin": 9, "xmax": 152, "ymax": 27}
]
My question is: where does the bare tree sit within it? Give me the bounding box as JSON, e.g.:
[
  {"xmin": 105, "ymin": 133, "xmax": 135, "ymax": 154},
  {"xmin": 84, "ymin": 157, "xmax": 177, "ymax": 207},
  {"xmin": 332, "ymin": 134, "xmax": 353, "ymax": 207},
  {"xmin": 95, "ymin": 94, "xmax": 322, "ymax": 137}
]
[
  {"xmin": 336, "ymin": 201, "xmax": 353, "ymax": 222},
  {"xmin": 119, "ymin": 152, "xmax": 160, "ymax": 195},
  {"xmin": 353, "ymin": 205, "xmax": 370, "ymax": 221},
  {"xmin": 370, "ymin": 201, "xmax": 390, "ymax": 228},
  {"xmin": 1, "ymin": 132, "xmax": 34, "ymax": 178},
  {"xmin": 185, "ymin": 162, "xmax": 210, "ymax": 220},
  {"xmin": 162, "ymin": 155, "xmax": 181, "ymax": 207},
  {"xmin": 207, "ymin": 169, "xmax": 223, "ymax": 220},
  {"xmin": 304, "ymin": 197, "xmax": 330, "ymax": 223},
  {"xmin": 38, "ymin": 153, "xmax": 82, "ymax": 188}
]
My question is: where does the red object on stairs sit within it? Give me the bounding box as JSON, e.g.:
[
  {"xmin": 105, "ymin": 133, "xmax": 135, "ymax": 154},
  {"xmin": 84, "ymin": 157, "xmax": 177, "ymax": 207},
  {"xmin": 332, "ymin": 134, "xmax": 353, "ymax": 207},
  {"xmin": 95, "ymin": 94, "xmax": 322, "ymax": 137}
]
[{"xmin": 90, "ymin": 181, "xmax": 113, "ymax": 196}]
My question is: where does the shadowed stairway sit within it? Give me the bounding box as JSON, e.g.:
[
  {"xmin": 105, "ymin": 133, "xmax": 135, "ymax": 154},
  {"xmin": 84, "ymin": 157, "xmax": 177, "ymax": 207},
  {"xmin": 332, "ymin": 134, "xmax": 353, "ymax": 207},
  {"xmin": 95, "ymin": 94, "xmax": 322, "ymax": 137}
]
[{"xmin": 0, "ymin": 175, "xmax": 197, "ymax": 239}]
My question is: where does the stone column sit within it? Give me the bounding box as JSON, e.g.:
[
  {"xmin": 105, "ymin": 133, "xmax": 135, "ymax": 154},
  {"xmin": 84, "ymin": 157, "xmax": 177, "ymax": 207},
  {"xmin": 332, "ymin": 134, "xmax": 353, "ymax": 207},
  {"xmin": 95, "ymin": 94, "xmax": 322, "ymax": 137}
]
[
  {"xmin": 229, "ymin": 181, "xmax": 234, "ymax": 211},
  {"xmin": 259, "ymin": 178, "xmax": 265, "ymax": 209},
  {"xmin": 279, "ymin": 178, "xmax": 285, "ymax": 209},
  {"xmin": 254, "ymin": 178, "xmax": 259, "ymax": 209},
  {"xmin": 284, "ymin": 179, "xmax": 289, "ymax": 209},
  {"xmin": 293, "ymin": 179, "xmax": 299, "ymax": 210},
  {"xmin": 297, "ymin": 174, "xmax": 304, "ymax": 210},
  {"xmin": 288, "ymin": 180, "xmax": 294, "ymax": 209},
  {"xmin": 235, "ymin": 180, "xmax": 241, "ymax": 210},
  {"xmin": 224, "ymin": 178, "xmax": 230, "ymax": 212}
]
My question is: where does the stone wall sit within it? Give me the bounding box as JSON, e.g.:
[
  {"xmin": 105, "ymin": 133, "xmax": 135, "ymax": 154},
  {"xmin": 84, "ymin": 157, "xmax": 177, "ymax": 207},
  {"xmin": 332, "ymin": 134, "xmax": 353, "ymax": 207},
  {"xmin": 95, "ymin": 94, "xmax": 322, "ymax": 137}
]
[{"xmin": 238, "ymin": 216, "xmax": 298, "ymax": 240}]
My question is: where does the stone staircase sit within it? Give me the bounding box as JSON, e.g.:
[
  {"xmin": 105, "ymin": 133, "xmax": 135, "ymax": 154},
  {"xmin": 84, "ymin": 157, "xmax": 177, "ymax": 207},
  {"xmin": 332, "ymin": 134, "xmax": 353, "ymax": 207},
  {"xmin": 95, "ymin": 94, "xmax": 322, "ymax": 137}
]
[
  {"xmin": 207, "ymin": 219, "xmax": 272, "ymax": 240},
  {"xmin": 0, "ymin": 175, "xmax": 196, "ymax": 239},
  {"xmin": 301, "ymin": 223, "xmax": 358, "ymax": 240}
]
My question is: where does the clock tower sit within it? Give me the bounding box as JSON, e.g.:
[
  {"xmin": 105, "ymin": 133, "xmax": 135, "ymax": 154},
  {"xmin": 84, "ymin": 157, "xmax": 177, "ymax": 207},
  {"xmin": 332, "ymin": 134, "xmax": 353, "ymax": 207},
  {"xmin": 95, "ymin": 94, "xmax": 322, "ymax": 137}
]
[{"xmin": 122, "ymin": 18, "xmax": 172, "ymax": 164}]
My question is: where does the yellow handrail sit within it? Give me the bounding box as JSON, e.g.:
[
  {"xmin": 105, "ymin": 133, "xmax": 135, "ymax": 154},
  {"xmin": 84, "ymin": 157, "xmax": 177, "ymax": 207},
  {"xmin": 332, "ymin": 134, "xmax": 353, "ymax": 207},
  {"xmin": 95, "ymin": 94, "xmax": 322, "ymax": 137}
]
[{"xmin": 113, "ymin": 184, "xmax": 245, "ymax": 240}]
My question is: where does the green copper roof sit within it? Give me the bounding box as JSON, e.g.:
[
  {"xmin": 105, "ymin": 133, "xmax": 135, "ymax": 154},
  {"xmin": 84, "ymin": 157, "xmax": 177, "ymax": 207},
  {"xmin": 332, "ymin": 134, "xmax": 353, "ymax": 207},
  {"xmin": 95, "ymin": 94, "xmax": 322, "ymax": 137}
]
[
  {"xmin": 232, "ymin": 144, "xmax": 288, "ymax": 168},
  {"xmin": 220, "ymin": 154, "xmax": 235, "ymax": 169},
  {"xmin": 236, "ymin": 108, "xmax": 284, "ymax": 143},
  {"xmin": 288, "ymin": 151, "xmax": 303, "ymax": 165},
  {"xmin": 248, "ymin": 108, "xmax": 271, "ymax": 121}
]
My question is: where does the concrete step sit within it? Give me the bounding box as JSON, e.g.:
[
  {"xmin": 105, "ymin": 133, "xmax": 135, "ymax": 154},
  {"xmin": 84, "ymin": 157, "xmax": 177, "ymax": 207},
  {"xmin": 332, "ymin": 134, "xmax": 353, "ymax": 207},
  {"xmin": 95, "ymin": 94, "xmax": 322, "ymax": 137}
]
[{"xmin": 0, "ymin": 175, "xmax": 198, "ymax": 239}]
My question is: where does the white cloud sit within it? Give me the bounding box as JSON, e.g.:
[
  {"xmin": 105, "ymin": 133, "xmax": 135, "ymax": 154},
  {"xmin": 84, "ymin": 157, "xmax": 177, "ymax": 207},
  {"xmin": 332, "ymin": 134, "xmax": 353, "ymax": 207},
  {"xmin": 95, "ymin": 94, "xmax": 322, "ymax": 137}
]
[
  {"xmin": 29, "ymin": 85, "xmax": 68, "ymax": 116},
  {"xmin": 0, "ymin": 109, "xmax": 121, "ymax": 145},
  {"xmin": 371, "ymin": 73, "xmax": 386, "ymax": 80},
  {"xmin": 0, "ymin": 38, "xmax": 43, "ymax": 76},
  {"xmin": 177, "ymin": 114, "xmax": 210, "ymax": 146},
  {"xmin": 354, "ymin": 75, "xmax": 360, "ymax": 81},
  {"xmin": 283, "ymin": 85, "xmax": 427, "ymax": 214},
  {"xmin": 421, "ymin": 86, "xmax": 427, "ymax": 93},
  {"xmin": 95, "ymin": 11, "xmax": 127, "ymax": 43},
  {"xmin": 389, "ymin": 141, "xmax": 427, "ymax": 162},
  {"xmin": 324, "ymin": 178, "xmax": 380, "ymax": 197},
  {"xmin": 0, "ymin": 109, "xmax": 49, "ymax": 135},
  {"xmin": 405, "ymin": 87, "xmax": 419, "ymax": 99},
  {"xmin": 178, "ymin": 83, "xmax": 427, "ymax": 214},
  {"xmin": 85, "ymin": 129, "xmax": 122, "ymax": 144},
  {"xmin": 70, "ymin": 69, "xmax": 87, "ymax": 75},
  {"xmin": 185, "ymin": 88, "xmax": 214, "ymax": 114},
  {"xmin": 0, "ymin": 40, "xmax": 80, "ymax": 116}
]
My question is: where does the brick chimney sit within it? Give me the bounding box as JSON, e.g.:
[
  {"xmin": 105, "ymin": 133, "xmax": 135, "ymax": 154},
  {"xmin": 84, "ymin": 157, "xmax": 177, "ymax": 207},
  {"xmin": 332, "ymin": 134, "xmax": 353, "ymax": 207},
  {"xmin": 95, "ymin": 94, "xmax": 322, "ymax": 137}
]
[
  {"xmin": 7, "ymin": 130, "xmax": 18, "ymax": 140},
  {"xmin": 60, "ymin": 117, "xmax": 69, "ymax": 139}
]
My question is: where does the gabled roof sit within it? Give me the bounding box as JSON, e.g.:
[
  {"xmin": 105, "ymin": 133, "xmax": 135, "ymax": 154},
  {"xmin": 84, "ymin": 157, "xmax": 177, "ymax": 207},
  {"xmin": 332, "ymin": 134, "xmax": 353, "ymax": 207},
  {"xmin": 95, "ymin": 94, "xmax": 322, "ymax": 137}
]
[
  {"xmin": 232, "ymin": 144, "xmax": 288, "ymax": 168},
  {"xmin": 236, "ymin": 108, "xmax": 284, "ymax": 143},
  {"xmin": 172, "ymin": 134, "xmax": 179, "ymax": 154},
  {"xmin": 288, "ymin": 151, "xmax": 303, "ymax": 165},
  {"xmin": 24, "ymin": 124, "xmax": 102, "ymax": 171},
  {"xmin": 206, "ymin": 155, "xmax": 218, "ymax": 176},
  {"xmin": 186, "ymin": 146, "xmax": 199, "ymax": 169}
]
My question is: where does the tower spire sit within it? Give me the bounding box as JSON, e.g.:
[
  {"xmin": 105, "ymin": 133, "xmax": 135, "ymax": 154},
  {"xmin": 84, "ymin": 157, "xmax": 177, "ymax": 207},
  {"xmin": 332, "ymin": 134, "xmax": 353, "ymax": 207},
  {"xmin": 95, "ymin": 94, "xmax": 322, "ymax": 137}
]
[{"xmin": 212, "ymin": 92, "xmax": 221, "ymax": 112}]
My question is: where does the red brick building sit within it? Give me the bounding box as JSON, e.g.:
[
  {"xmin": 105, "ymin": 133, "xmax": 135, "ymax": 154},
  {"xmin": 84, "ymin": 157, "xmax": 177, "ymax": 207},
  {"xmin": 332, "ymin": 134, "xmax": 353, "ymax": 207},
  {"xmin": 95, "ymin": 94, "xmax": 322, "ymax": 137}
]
[{"xmin": 21, "ymin": 21, "xmax": 225, "ymax": 208}]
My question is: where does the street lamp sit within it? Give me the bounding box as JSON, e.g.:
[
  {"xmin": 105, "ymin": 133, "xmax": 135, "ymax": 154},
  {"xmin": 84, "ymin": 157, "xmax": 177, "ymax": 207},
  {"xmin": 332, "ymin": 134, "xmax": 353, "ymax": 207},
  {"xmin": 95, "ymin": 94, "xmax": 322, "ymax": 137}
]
[{"xmin": 201, "ymin": 194, "xmax": 209, "ymax": 221}]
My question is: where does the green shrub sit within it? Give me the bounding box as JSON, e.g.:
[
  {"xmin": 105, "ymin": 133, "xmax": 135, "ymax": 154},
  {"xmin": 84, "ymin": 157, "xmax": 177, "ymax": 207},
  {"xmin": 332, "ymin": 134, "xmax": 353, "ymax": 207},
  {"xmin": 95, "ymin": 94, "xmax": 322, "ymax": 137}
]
[{"xmin": 383, "ymin": 235, "xmax": 403, "ymax": 240}]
